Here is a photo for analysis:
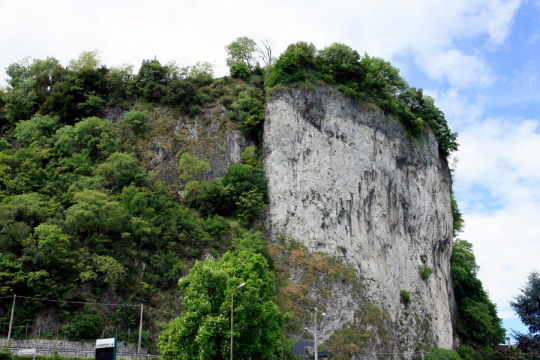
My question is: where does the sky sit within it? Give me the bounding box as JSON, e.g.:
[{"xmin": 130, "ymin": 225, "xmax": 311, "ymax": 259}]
[{"xmin": 1, "ymin": 0, "xmax": 538, "ymax": 342}]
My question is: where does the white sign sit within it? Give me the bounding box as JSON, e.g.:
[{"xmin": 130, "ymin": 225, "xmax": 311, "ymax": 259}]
[
  {"xmin": 18, "ymin": 349, "xmax": 36, "ymax": 356},
  {"xmin": 96, "ymin": 338, "xmax": 116, "ymax": 349}
]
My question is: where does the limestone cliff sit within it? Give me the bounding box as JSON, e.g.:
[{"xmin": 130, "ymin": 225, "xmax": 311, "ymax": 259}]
[{"xmin": 264, "ymin": 87, "xmax": 455, "ymax": 356}]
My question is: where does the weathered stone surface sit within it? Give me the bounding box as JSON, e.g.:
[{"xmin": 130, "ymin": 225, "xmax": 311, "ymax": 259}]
[
  {"xmin": 144, "ymin": 105, "xmax": 254, "ymax": 187},
  {"xmin": 264, "ymin": 87, "xmax": 454, "ymax": 353}
]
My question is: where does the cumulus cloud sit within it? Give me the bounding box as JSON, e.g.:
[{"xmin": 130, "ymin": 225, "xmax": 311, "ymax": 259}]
[
  {"xmin": 0, "ymin": 0, "xmax": 524, "ymax": 84},
  {"xmin": 454, "ymin": 116, "xmax": 540, "ymax": 308}
]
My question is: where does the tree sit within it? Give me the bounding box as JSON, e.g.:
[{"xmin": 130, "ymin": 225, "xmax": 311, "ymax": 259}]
[
  {"xmin": 159, "ymin": 251, "xmax": 284, "ymax": 360},
  {"xmin": 451, "ymin": 240, "xmax": 506, "ymax": 347},
  {"xmin": 225, "ymin": 37, "xmax": 257, "ymax": 69},
  {"xmin": 68, "ymin": 50, "xmax": 102, "ymax": 71},
  {"xmin": 425, "ymin": 348, "xmax": 462, "ymax": 360},
  {"xmin": 256, "ymin": 39, "xmax": 275, "ymax": 69},
  {"xmin": 266, "ymin": 42, "xmax": 317, "ymax": 87},
  {"xmin": 511, "ymin": 271, "xmax": 540, "ymax": 358}
]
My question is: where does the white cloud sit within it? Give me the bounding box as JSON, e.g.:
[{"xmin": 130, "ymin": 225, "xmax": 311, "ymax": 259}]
[
  {"xmin": 419, "ymin": 49, "xmax": 495, "ymax": 88},
  {"xmin": 0, "ymin": 0, "xmax": 524, "ymax": 85},
  {"xmin": 453, "ymin": 116, "xmax": 540, "ymax": 309},
  {"xmin": 499, "ymin": 309, "xmax": 517, "ymax": 320}
]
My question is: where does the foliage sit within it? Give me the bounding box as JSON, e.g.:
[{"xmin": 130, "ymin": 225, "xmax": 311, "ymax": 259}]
[
  {"xmin": 233, "ymin": 89, "xmax": 266, "ymax": 140},
  {"xmin": 419, "ymin": 264, "xmax": 434, "ymax": 280},
  {"xmin": 229, "ymin": 61, "xmax": 251, "ymax": 80},
  {"xmin": 452, "ymin": 191, "xmax": 465, "ymax": 237},
  {"xmin": 511, "ymin": 271, "xmax": 540, "ymax": 357},
  {"xmin": 451, "ymin": 240, "xmax": 506, "ymax": 347},
  {"xmin": 266, "ymin": 42, "xmax": 316, "ymax": 87},
  {"xmin": 123, "ymin": 110, "xmax": 146, "ymax": 135},
  {"xmin": 425, "ymin": 348, "xmax": 462, "ymax": 360},
  {"xmin": 0, "ymin": 349, "xmax": 12, "ymax": 360},
  {"xmin": 178, "ymin": 153, "xmax": 210, "ymax": 183},
  {"xmin": 63, "ymin": 313, "xmax": 103, "ymax": 340},
  {"xmin": 266, "ymin": 42, "xmax": 458, "ymax": 159},
  {"xmin": 400, "ymin": 290, "xmax": 411, "ymax": 305},
  {"xmin": 159, "ymin": 251, "xmax": 284, "ymax": 360},
  {"xmin": 188, "ymin": 61, "xmax": 214, "ymax": 86},
  {"xmin": 225, "ymin": 37, "xmax": 257, "ymax": 69}
]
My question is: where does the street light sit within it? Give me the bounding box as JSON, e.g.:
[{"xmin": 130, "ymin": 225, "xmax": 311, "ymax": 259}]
[
  {"xmin": 310, "ymin": 308, "xmax": 326, "ymax": 360},
  {"xmin": 310, "ymin": 307, "xmax": 318, "ymax": 360},
  {"xmin": 231, "ymin": 282, "xmax": 246, "ymax": 360}
]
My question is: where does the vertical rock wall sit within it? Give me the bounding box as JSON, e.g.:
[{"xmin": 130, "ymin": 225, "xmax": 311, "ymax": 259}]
[{"xmin": 264, "ymin": 87, "xmax": 455, "ymax": 355}]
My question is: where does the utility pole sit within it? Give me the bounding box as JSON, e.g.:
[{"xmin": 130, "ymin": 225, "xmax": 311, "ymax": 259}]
[
  {"xmin": 7, "ymin": 294, "xmax": 16, "ymax": 343},
  {"xmin": 138, "ymin": 303, "xmax": 143, "ymax": 354},
  {"xmin": 310, "ymin": 307, "xmax": 318, "ymax": 360}
]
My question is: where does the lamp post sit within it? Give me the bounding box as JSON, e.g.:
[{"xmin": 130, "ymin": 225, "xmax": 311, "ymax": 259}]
[
  {"xmin": 309, "ymin": 307, "xmax": 326, "ymax": 360},
  {"xmin": 231, "ymin": 282, "xmax": 246, "ymax": 360},
  {"xmin": 310, "ymin": 307, "xmax": 318, "ymax": 360}
]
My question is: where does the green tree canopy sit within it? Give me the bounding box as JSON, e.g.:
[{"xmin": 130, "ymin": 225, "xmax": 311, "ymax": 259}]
[
  {"xmin": 159, "ymin": 251, "xmax": 284, "ymax": 360},
  {"xmin": 225, "ymin": 36, "xmax": 257, "ymax": 69},
  {"xmin": 451, "ymin": 240, "xmax": 505, "ymax": 347},
  {"xmin": 510, "ymin": 271, "xmax": 540, "ymax": 357}
]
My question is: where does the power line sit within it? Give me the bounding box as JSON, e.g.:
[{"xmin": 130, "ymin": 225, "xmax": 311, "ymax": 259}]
[{"xmin": 5, "ymin": 295, "xmax": 183, "ymax": 318}]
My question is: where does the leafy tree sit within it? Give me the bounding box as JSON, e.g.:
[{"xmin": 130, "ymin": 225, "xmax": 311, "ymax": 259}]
[
  {"xmin": 14, "ymin": 113, "xmax": 61, "ymax": 147},
  {"xmin": 136, "ymin": 59, "xmax": 169, "ymax": 102},
  {"xmin": 96, "ymin": 152, "xmax": 145, "ymax": 190},
  {"xmin": 316, "ymin": 43, "xmax": 364, "ymax": 87},
  {"xmin": 159, "ymin": 251, "xmax": 284, "ymax": 360},
  {"xmin": 68, "ymin": 50, "xmax": 102, "ymax": 71},
  {"xmin": 225, "ymin": 37, "xmax": 257, "ymax": 69},
  {"xmin": 451, "ymin": 240, "xmax": 505, "ymax": 347},
  {"xmin": 123, "ymin": 109, "xmax": 146, "ymax": 135},
  {"xmin": 425, "ymin": 348, "xmax": 462, "ymax": 360},
  {"xmin": 234, "ymin": 90, "xmax": 265, "ymax": 140},
  {"xmin": 4, "ymin": 57, "xmax": 65, "ymax": 125},
  {"xmin": 64, "ymin": 313, "xmax": 103, "ymax": 340},
  {"xmin": 511, "ymin": 271, "xmax": 540, "ymax": 358},
  {"xmin": 266, "ymin": 42, "xmax": 316, "ymax": 87},
  {"xmin": 178, "ymin": 153, "xmax": 210, "ymax": 182},
  {"xmin": 230, "ymin": 61, "xmax": 251, "ymax": 80},
  {"xmin": 65, "ymin": 189, "xmax": 127, "ymax": 237},
  {"xmin": 188, "ymin": 61, "xmax": 214, "ymax": 86}
]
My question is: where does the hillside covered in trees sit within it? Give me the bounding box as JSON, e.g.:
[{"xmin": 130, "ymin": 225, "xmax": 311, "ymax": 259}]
[{"xmin": 0, "ymin": 39, "xmax": 506, "ymax": 359}]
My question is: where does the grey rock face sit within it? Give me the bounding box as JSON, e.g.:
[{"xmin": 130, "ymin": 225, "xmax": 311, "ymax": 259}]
[{"xmin": 264, "ymin": 87, "xmax": 454, "ymax": 352}]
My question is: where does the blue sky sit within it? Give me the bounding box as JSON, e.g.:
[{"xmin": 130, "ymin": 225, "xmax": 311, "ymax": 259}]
[{"xmin": 1, "ymin": 0, "xmax": 538, "ymax": 342}]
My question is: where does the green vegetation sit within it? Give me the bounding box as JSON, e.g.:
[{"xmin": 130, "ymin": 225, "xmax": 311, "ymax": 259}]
[
  {"xmin": 400, "ymin": 290, "xmax": 411, "ymax": 305},
  {"xmin": 419, "ymin": 264, "xmax": 434, "ymax": 280},
  {"xmin": 451, "ymin": 240, "xmax": 505, "ymax": 348},
  {"xmin": 159, "ymin": 249, "xmax": 283, "ymax": 359},
  {"xmin": 266, "ymin": 42, "xmax": 458, "ymax": 158},
  {"xmin": 425, "ymin": 348, "xmax": 462, "ymax": 360},
  {"xmin": 510, "ymin": 271, "xmax": 540, "ymax": 357},
  {"xmin": 0, "ymin": 48, "xmax": 270, "ymax": 347},
  {"xmin": 0, "ymin": 37, "xmax": 466, "ymax": 356}
]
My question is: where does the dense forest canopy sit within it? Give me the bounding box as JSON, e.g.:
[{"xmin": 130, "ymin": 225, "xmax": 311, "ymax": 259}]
[{"xmin": 0, "ymin": 39, "xmax": 503, "ymax": 358}]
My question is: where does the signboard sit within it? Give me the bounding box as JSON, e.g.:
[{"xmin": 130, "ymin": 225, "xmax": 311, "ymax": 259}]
[
  {"xmin": 18, "ymin": 348, "xmax": 36, "ymax": 360},
  {"xmin": 18, "ymin": 349, "xmax": 36, "ymax": 356},
  {"xmin": 95, "ymin": 337, "xmax": 117, "ymax": 360}
]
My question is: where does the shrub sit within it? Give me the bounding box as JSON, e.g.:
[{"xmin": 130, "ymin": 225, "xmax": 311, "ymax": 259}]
[
  {"xmin": 230, "ymin": 61, "xmax": 251, "ymax": 80},
  {"xmin": 419, "ymin": 264, "xmax": 434, "ymax": 280},
  {"xmin": 63, "ymin": 313, "xmax": 103, "ymax": 340},
  {"xmin": 0, "ymin": 348, "xmax": 12, "ymax": 360},
  {"xmin": 400, "ymin": 290, "xmax": 411, "ymax": 305},
  {"xmin": 425, "ymin": 348, "xmax": 461, "ymax": 360},
  {"xmin": 123, "ymin": 109, "xmax": 146, "ymax": 135}
]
